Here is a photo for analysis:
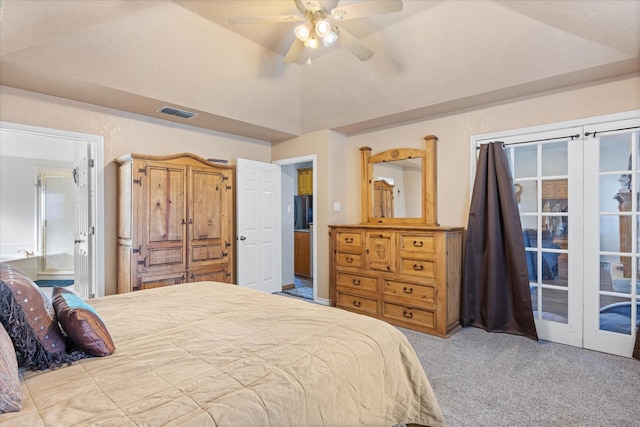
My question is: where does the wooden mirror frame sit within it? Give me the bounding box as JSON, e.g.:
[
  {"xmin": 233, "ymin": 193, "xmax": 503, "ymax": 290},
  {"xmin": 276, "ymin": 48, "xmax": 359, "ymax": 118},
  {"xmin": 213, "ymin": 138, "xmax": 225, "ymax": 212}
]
[{"xmin": 360, "ymin": 135, "xmax": 438, "ymax": 226}]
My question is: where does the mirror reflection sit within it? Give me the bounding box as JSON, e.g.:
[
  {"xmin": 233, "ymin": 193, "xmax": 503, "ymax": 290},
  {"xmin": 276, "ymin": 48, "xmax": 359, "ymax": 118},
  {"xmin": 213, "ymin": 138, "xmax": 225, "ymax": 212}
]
[{"xmin": 372, "ymin": 158, "xmax": 422, "ymax": 218}]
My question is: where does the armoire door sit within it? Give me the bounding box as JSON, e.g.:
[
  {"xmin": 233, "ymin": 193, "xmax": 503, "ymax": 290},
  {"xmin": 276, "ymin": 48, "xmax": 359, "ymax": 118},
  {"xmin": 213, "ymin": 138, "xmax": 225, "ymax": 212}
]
[
  {"xmin": 187, "ymin": 166, "xmax": 232, "ymax": 278},
  {"xmin": 138, "ymin": 161, "xmax": 187, "ymax": 274}
]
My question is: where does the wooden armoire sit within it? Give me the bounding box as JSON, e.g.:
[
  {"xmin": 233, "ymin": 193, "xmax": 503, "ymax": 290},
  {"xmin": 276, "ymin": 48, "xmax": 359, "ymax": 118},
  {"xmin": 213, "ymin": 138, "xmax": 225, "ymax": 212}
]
[
  {"xmin": 116, "ymin": 153, "xmax": 234, "ymax": 293},
  {"xmin": 329, "ymin": 136, "xmax": 464, "ymax": 338}
]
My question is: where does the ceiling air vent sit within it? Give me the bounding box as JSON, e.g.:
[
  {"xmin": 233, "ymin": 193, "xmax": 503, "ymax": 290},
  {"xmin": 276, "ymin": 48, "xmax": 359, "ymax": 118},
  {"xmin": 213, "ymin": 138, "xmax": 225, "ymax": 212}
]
[{"xmin": 158, "ymin": 106, "xmax": 198, "ymax": 119}]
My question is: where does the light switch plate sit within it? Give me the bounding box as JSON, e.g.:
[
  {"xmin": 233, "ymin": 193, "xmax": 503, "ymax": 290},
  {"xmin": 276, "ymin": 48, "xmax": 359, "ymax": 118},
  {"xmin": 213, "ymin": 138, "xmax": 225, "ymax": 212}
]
[{"xmin": 333, "ymin": 202, "xmax": 341, "ymax": 211}]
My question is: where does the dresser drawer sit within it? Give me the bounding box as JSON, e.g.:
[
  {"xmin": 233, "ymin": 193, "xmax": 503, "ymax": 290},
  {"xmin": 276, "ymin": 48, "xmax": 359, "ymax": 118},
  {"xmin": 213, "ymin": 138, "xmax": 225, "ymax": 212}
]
[
  {"xmin": 399, "ymin": 258, "xmax": 436, "ymax": 279},
  {"xmin": 336, "ymin": 272, "xmax": 377, "ymax": 293},
  {"xmin": 383, "ymin": 280, "xmax": 436, "ymax": 308},
  {"xmin": 335, "ymin": 230, "xmax": 364, "ymax": 251},
  {"xmin": 399, "ymin": 233, "xmax": 437, "ymax": 258},
  {"xmin": 382, "ymin": 302, "xmax": 436, "ymax": 329},
  {"xmin": 336, "ymin": 251, "xmax": 363, "ymax": 268},
  {"xmin": 337, "ymin": 292, "xmax": 378, "ymax": 316}
]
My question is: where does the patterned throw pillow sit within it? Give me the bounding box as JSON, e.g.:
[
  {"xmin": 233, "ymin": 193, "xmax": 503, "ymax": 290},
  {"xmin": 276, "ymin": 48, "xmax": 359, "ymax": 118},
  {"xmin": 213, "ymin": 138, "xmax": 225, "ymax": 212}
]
[
  {"xmin": 0, "ymin": 263, "xmax": 88, "ymax": 370},
  {"xmin": 0, "ymin": 325, "xmax": 22, "ymax": 413},
  {"xmin": 52, "ymin": 287, "xmax": 115, "ymax": 357}
]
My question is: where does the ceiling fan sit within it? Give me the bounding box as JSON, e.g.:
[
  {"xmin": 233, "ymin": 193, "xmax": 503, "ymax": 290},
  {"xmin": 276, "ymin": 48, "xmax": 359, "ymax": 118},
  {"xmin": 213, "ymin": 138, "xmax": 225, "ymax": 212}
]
[{"xmin": 229, "ymin": 0, "xmax": 403, "ymax": 63}]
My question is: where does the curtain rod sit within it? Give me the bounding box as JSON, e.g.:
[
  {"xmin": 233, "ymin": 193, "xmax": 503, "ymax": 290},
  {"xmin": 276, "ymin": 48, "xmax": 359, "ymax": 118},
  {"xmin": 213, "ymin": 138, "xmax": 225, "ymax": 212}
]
[
  {"xmin": 585, "ymin": 125, "xmax": 640, "ymax": 138},
  {"xmin": 476, "ymin": 134, "xmax": 580, "ymax": 150}
]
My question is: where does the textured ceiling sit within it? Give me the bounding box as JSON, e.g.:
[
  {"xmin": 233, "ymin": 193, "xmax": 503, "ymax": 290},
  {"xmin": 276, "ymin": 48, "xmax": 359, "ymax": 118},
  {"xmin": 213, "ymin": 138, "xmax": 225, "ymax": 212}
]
[{"xmin": 1, "ymin": 0, "xmax": 638, "ymax": 142}]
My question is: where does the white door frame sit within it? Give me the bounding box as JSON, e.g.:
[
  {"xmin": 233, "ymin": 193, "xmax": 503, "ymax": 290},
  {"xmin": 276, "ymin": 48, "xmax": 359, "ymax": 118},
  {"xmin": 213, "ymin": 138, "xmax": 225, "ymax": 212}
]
[
  {"xmin": 0, "ymin": 122, "xmax": 105, "ymax": 297},
  {"xmin": 274, "ymin": 155, "xmax": 318, "ymax": 302}
]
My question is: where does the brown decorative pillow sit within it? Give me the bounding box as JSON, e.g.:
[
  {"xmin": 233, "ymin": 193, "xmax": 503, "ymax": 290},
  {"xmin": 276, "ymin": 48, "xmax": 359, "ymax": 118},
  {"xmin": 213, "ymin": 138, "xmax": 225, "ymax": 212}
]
[
  {"xmin": 0, "ymin": 325, "xmax": 22, "ymax": 413},
  {"xmin": 52, "ymin": 286, "xmax": 115, "ymax": 357},
  {"xmin": 0, "ymin": 263, "xmax": 88, "ymax": 370}
]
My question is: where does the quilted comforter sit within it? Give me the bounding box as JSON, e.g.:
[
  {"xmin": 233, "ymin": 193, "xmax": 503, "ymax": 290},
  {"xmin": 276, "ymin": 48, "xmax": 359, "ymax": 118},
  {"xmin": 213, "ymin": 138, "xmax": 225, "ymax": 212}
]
[{"xmin": 1, "ymin": 282, "xmax": 445, "ymax": 426}]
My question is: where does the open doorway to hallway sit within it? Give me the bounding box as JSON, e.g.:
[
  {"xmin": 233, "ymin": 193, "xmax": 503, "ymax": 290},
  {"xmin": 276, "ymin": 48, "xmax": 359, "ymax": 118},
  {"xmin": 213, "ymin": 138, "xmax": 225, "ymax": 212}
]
[{"xmin": 275, "ymin": 156, "xmax": 316, "ymax": 302}]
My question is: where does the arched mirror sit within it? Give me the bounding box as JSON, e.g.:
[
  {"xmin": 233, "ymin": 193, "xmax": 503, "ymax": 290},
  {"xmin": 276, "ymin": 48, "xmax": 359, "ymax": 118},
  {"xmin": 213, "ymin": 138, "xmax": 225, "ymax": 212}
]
[{"xmin": 361, "ymin": 135, "xmax": 438, "ymax": 226}]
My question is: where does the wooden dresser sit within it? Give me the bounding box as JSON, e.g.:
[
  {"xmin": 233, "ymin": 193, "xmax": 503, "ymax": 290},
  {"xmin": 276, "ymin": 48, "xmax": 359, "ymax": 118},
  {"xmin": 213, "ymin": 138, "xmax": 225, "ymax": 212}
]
[
  {"xmin": 329, "ymin": 224, "xmax": 463, "ymax": 338},
  {"xmin": 115, "ymin": 153, "xmax": 234, "ymax": 293}
]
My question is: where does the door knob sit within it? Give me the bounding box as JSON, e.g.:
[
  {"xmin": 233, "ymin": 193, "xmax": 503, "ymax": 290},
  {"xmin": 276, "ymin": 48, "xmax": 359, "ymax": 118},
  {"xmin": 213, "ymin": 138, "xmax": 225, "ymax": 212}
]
[
  {"xmin": 237, "ymin": 236, "xmax": 246, "ymax": 241},
  {"xmin": 74, "ymin": 239, "xmax": 84, "ymax": 244}
]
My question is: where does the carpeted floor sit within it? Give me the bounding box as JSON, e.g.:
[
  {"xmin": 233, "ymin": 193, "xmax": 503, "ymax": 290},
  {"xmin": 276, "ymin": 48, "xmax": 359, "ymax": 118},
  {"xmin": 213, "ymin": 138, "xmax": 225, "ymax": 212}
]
[{"xmin": 399, "ymin": 326, "xmax": 640, "ymax": 426}]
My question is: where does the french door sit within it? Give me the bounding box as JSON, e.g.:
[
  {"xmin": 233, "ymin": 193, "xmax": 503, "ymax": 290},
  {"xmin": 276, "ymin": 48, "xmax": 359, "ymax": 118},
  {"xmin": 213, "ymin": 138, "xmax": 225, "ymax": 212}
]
[
  {"xmin": 504, "ymin": 127, "xmax": 584, "ymax": 348},
  {"xmin": 583, "ymin": 119, "xmax": 640, "ymax": 357},
  {"xmin": 478, "ymin": 115, "xmax": 640, "ymax": 357}
]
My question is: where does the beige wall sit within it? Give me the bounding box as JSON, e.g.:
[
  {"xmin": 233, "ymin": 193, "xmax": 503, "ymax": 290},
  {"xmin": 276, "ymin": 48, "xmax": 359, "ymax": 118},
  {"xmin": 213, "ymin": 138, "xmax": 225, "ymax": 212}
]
[
  {"xmin": 272, "ymin": 130, "xmax": 349, "ymax": 300},
  {"xmin": 0, "ymin": 86, "xmax": 271, "ymax": 295},
  {"xmin": 2, "ymin": 75, "xmax": 639, "ymax": 299},
  {"xmin": 346, "ymin": 75, "xmax": 640, "ymax": 229},
  {"xmin": 274, "ymin": 75, "xmax": 640, "ymax": 302}
]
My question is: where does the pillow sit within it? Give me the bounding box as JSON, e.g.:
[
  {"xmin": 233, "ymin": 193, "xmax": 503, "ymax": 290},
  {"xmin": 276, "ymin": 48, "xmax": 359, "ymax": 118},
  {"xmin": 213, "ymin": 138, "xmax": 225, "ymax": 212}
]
[
  {"xmin": 0, "ymin": 263, "xmax": 88, "ymax": 370},
  {"xmin": 0, "ymin": 325, "xmax": 22, "ymax": 413},
  {"xmin": 52, "ymin": 286, "xmax": 115, "ymax": 357}
]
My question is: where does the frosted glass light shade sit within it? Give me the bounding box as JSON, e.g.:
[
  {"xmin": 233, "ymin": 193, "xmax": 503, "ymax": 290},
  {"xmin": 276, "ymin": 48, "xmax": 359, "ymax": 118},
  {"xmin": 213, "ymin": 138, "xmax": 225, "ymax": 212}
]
[
  {"xmin": 315, "ymin": 19, "xmax": 331, "ymax": 37},
  {"xmin": 295, "ymin": 22, "xmax": 312, "ymax": 41}
]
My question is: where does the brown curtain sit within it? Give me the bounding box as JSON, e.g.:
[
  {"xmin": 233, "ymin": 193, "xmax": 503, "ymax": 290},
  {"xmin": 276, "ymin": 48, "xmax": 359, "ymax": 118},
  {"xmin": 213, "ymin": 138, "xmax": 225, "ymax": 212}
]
[
  {"xmin": 461, "ymin": 142, "xmax": 538, "ymax": 340},
  {"xmin": 634, "ymin": 325, "xmax": 640, "ymax": 360}
]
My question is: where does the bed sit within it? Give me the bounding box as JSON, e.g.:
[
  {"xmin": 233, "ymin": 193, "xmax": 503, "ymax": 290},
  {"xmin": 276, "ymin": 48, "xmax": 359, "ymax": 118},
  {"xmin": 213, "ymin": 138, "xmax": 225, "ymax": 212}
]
[{"xmin": 0, "ymin": 276, "xmax": 445, "ymax": 426}]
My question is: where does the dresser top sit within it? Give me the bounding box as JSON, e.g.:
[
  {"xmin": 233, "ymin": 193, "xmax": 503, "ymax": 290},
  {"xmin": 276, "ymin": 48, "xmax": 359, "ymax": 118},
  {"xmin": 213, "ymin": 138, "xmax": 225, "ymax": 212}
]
[{"xmin": 329, "ymin": 224, "xmax": 464, "ymax": 232}]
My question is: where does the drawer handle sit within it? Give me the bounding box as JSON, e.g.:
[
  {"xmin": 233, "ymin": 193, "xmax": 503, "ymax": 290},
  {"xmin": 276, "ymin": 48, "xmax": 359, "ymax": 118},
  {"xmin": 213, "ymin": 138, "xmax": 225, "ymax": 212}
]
[
  {"xmin": 352, "ymin": 279, "xmax": 361, "ymax": 286},
  {"xmin": 413, "ymin": 240, "xmax": 424, "ymax": 247},
  {"xmin": 413, "ymin": 264, "xmax": 424, "ymax": 271},
  {"xmin": 371, "ymin": 234, "xmax": 384, "ymax": 238},
  {"xmin": 346, "ymin": 256, "xmax": 354, "ymax": 263},
  {"xmin": 353, "ymin": 300, "xmax": 361, "ymax": 308},
  {"xmin": 403, "ymin": 287, "xmax": 413, "ymax": 294},
  {"xmin": 345, "ymin": 237, "xmax": 354, "ymax": 243},
  {"xmin": 402, "ymin": 310, "xmax": 413, "ymax": 319}
]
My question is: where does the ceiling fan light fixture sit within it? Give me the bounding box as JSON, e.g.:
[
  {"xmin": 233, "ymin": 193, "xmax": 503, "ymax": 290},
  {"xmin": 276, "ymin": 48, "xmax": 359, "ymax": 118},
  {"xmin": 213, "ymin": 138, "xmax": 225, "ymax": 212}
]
[
  {"xmin": 314, "ymin": 19, "xmax": 331, "ymax": 37},
  {"xmin": 305, "ymin": 36, "xmax": 319, "ymax": 49},
  {"xmin": 330, "ymin": 8, "xmax": 346, "ymax": 21},
  {"xmin": 295, "ymin": 21, "xmax": 312, "ymax": 41},
  {"xmin": 322, "ymin": 31, "xmax": 338, "ymax": 46}
]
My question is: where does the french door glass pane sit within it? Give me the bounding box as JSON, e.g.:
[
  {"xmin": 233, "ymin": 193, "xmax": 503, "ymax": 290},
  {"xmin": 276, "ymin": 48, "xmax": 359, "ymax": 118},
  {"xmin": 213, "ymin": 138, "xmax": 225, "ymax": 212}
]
[
  {"xmin": 599, "ymin": 295, "xmax": 632, "ymax": 335},
  {"xmin": 514, "ymin": 140, "xmax": 568, "ymax": 325},
  {"xmin": 513, "ymin": 145, "xmax": 537, "ymax": 178},
  {"xmin": 599, "ymin": 133, "xmax": 631, "ymax": 172},
  {"xmin": 541, "ymin": 142, "xmax": 568, "ymax": 176},
  {"xmin": 598, "ymin": 130, "xmax": 639, "ymax": 337}
]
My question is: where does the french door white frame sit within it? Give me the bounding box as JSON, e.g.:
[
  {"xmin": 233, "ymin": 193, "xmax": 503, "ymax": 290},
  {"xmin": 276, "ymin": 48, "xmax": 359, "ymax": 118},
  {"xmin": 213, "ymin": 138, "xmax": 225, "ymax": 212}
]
[{"xmin": 470, "ymin": 109, "xmax": 640, "ymax": 357}]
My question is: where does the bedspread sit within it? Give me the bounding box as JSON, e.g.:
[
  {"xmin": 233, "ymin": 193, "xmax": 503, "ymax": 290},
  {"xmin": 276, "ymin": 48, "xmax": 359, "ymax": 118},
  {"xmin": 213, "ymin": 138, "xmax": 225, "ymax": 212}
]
[{"xmin": 1, "ymin": 282, "xmax": 445, "ymax": 426}]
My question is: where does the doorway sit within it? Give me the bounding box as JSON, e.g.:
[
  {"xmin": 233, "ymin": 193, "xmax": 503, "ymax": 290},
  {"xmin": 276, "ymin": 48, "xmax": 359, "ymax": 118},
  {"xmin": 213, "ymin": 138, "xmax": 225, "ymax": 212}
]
[
  {"xmin": 0, "ymin": 122, "xmax": 104, "ymax": 298},
  {"xmin": 274, "ymin": 155, "xmax": 317, "ymax": 302},
  {"xmin": 472, "ymin": 111, "xmax": 640, "ymax": 357}
]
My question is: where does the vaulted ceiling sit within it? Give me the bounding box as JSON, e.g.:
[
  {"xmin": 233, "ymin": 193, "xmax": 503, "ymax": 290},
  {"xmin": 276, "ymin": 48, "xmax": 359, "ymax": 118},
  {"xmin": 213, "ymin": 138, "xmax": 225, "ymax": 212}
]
[{"xmin": 1, "ymin": 0, "xmax": 638, "ymax": 142}]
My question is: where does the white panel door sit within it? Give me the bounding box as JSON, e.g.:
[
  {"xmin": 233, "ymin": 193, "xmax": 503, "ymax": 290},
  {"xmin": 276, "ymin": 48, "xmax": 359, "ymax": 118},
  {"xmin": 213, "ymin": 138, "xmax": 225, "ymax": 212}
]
[
  {"xmin": 236, "ymin": 158, "xmax": 281, "ymax": 293},
  {"xmin": 73, "ymin": 141, "xmax": 95, "ymax": 299}
]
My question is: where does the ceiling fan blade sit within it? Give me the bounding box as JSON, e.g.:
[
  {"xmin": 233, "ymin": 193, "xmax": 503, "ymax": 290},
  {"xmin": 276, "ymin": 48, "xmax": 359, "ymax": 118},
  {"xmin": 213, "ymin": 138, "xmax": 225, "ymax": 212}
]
[
  {"xmin": 336, "ymin": 26, "xmax": 374, "ymax": 61},
  {"xmin": 283, "ymin": 38, "xmax": 305, "ymax": 63},
  {"xmin": 229, "ymin": 15, "xmax": 304, "ymax": 24},
  {"xmin": 293, "ymin": 0, "xmax": 308, "ymax": 16},
  {"xmin": 319, "ymin": 0, "xmax": 340, "ymax": 11},
  {"xmin": 332, "ymin": 0, "xmax": 403, "ymax": 21}
]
